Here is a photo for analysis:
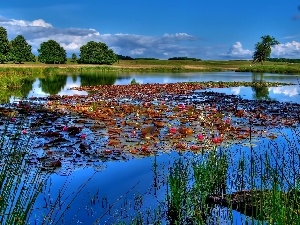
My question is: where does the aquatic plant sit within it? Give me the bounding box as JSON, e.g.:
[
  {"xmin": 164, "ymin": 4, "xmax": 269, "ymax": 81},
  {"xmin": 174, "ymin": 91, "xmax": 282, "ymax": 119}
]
[
  {"xmin": 0, "ymin": 78, "xmax": 300, "ymax": 224},
  {"xmin": 0, "ymin": 111, "xmax": 49, "ymax": 224}
]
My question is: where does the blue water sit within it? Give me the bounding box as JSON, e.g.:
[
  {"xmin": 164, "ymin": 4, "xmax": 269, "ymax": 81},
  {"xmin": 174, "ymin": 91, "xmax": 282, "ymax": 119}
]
[
  {"xmin": 24, "ymin": 72, "xmax": 300, "ymax": 224},
  {"xmin": 23, "ymin": 71, "xmax": 300, "ymax": 103}
]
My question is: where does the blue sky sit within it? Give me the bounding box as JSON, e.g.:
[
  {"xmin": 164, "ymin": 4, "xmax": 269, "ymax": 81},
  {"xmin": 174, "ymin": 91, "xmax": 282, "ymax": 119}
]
[{"xmin": 0, "ymin": 0, "xmax": 299, "ymax": 59}]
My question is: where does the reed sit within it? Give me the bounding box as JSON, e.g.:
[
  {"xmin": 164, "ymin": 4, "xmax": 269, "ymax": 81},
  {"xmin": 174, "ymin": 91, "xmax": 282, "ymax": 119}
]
[{"xmin": 0, "ymin": 115, "xmax": 49, "ymax": 224}]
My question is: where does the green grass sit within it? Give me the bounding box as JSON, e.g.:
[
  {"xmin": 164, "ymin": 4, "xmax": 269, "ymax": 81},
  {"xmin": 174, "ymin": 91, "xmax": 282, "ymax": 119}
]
[
  {"xmin": 237, "ymin": 65, "xmax": 300, "ymax": 74},
  {"xmin": 1, "ymin": 59, "xmax": 300, "ymax": 73}
]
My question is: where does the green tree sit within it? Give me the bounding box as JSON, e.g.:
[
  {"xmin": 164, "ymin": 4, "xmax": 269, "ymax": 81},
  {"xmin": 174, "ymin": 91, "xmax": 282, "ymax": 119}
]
[
  {"xmin": 0, "ymin": 27, "xmax": 9, "ymax": 63},
  {"xmin": 71, "ymin": 53, "xmax": 77, "ymax": 63},
  {"xmin": 10, "ymin": 35, "xmax": 33, "ymax": 63},
  {"xmin": 78, "ymin": 41, "xmax": 118, "ymax": 64},
  {"xmin": 38, "ymin": 40, "xmax": 67, "ymax": 64},
  {"xmin": 253, "ymin": 35, "xmax": 279, "ymax": 65}
]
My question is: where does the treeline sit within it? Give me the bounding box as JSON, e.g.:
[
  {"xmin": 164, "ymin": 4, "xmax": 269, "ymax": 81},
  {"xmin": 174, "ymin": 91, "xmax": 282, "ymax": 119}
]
[
  {"xmin": 0, "ymin": 26, "xmax": 118, "ymax": 65},
  {"xmin": 117, "ymin": 55, "xmax": 159, "ymax": 60},
  {"xmin": 117, "ymin": 55, "xmax": 202, "ymax": 61},
  {"xmin": 168, "ymin": 57, "xmax": 202, "ymax": 61},
  {"xmin": 267, "ymin": 58, "xmax": 300, "ymax": 63}
]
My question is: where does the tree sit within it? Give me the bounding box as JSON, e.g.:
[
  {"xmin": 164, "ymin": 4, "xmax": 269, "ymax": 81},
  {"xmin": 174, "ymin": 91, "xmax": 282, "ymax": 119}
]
[
  {"xmin": 252, "ymin": 35, "xmax": 279, "ymax": 65},
  {"xmin": 38, "ymin": 40, "xmax": 67, "ymax": 64},
  {"xmin": 71, "ymin": 53, "xmax": 77, "ymax": 63},
  {"xmin": 9, "ymin": 35, "xmax": 34, "ymax": 63},
  {"xmin": 0, "ymin": 27, "xmax": 9, "ymax": 63},
  {"xmin": 78, "ymin": 41, "xmax": 118, "ymax": 64}
]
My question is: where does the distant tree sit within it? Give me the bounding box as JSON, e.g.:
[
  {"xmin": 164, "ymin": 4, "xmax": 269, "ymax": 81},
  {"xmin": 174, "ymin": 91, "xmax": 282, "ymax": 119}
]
[
  {"xmin": 117, "ymin": 54, "xmax": 134, "ymax": 60},
  {"xmin": 267, "ymin": 58, "xmax": 300, "ymax": 63},
  {"xmin": 78, "ymin": 41, "xmax": 118, "ymax": 64},
  {"xmin": 168, "ymin": 57, "xmax": 202, "ymax": 61},
  {"xmin": 252, "ymin": 35, "xmax": 279, "ymax": 65},
  {"xmin": 38, "ymin": 40, "xmax": 67, "ymax": 64},
  {"xmin": 9, "ymin": 35, "xmax": 34, "ymax": 63},
  {"xmin": 0, "ymin": 27, "xmax": 9, "ymax": 63},
  {"xmin": 135, "ymin": 57, "xmax": 159, "ymax": 60},
  {"xmin": 71, "ymin": 53, "xmax": 77, "ymax": 63}
]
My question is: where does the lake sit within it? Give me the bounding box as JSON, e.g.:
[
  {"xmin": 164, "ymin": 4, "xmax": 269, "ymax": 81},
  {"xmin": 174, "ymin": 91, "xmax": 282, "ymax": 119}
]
[
  {"xmin": 11, "ymin": 71, "xmax": 299, "ymax": 103},
  {"xmin": 2, "ymin": 71, "xmax": 300, "ymax": 224}
]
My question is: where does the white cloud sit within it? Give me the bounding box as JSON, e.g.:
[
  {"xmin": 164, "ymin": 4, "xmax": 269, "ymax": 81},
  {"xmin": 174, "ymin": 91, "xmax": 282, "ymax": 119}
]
[
  {"xmin": 130, "ymin": 48, "xmax": 145, "ymax": 55},
  {"xmin": 220, "ymin": 42, "xmax": 253, "ymax": 59},
  {"xmin": 271, "ymin": 41, "xmax": 300, "ymax": 58},
  {"xmin": 1, "ymin": 18, "xmax": 52, "ymax": 28},
  {"xmin": 61, "ymin": 42, "xmax": 81, "ymax": 50},
  {"xmin": 0, "ymin": 16, "xmax": 206, "ymax": 58},
  {"xmin": 2, "ymin": 16, "xmax": 300, "ymax": 60},
  {"xmin": 269, "ymin": 87, "xmax": 299, "ymax": 97}
]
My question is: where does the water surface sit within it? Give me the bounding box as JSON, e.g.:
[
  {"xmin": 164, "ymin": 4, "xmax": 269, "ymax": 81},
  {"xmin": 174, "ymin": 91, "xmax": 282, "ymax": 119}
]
[{"xmin": 5, "ymin": 71, "xmax": 300, "ymax": 224}]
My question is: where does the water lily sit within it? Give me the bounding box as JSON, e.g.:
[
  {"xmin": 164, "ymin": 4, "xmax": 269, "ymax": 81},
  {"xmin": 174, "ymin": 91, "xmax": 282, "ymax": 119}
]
[
  {"xmin": 178, "ymin": 103, "xmax": 185, "ymax": 110},
  {"xmin": 212, "ymin": 137, "xmax": 222, "ymax": 144},
  {"xmin": 62, "ymin": 126, "xmax": 68, "ymax": 131},
  {"xmin": 80, "ymin": 134, "xmax": 87, "ymax": 139},
  {"xmin": 21, "ymin": 129, "xmax": 27, "ymax": 134},
  {"xmin": 197, "ymin": 134, "xmax": 204, "ymax": 141},
  {"xmin": 169, "ymin": 127, "xmax": 177, "ymax": 134},
  {"xmin": 131, "ymin": 130, "xmax": 136, "ymax": 137},
  {"xmin": 141, "ymin": 145, "xmax": 148, "ymax": 152},
  {"xmin": 225, "ymin": 118, "xmax": 231, "ymax": 123}
]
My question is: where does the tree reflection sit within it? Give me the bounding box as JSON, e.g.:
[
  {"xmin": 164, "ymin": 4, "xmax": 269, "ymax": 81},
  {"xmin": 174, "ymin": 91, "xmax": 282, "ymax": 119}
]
[
  {"xmin": 252, "ymin": 86, "xmax": 270, "ymax": 100},
  {"xmin": 20, "ymin": 77, "xmax": 35, "ymax": 97},
  {"xmin": 252, "ymin": 73, "xmax": 270, "ymax": 100},
  {"xmin": 0, "ymin": 77, "xmax": 35, "ymax": 103},
  {"xmin": 39, "ymin": 75, "xmax": 67, "ymax": 95},
  {"xmin": 80, "ymin": 72, "xmax": 117, "ymax": 86}
]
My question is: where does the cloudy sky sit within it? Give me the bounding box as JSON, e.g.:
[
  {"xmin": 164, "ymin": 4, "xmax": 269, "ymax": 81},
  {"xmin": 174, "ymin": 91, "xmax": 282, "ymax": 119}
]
[{"xmin": 0, "ymin": 0, "xmax": 299, "ymax": 59}]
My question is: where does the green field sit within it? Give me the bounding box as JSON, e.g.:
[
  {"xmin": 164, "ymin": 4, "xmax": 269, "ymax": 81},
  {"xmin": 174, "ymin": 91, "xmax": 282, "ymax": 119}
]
[{"xmin": 0, "ymin": 59, "xmax": 300, "ymax": 74}]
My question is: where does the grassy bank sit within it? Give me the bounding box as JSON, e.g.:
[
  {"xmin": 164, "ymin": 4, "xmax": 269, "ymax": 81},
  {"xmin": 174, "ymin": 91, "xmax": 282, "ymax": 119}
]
[
  {"xmin": 237, "ymin": 64, "xmax": 300, "ymax": 74},
  {"xmin": 0, "ymin": 60, "xmax": 299, "ymax": 74}
]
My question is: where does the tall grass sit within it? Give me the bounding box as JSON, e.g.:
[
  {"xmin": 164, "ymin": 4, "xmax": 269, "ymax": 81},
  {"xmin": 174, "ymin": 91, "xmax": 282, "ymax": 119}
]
[
  {"xmin": 167, "ymin": 149, "xmax": 228, "ymax": 225},
  {"xmin": 165, "ymin": 128, "xmax": 300, "ymax": 224},
  {"xmin": 0, "ymin": 115, "xmax": 49, "ymax": 224}
]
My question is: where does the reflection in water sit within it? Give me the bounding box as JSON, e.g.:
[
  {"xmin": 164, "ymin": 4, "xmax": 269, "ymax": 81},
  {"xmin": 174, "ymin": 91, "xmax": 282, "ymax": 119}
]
[
  {"xmin": 252, "ymin": 73, "xmax": 270, "ymax": 100},
  {"xmin": 0, "ymin": 77, "xmax": 35, "ymax": 103},
  {"xmin": 4, "ymin": 71, "xmax": 300, "ymax": 103},
  {"xmin": 33, "ymin": 73, "xmax": 118, "ymax": 96},
  {"xmin": 252, "ymin": 86, "xmax": 270, "ymax": 100},
  {"xmin": 80, "ymin": 72, "xmax": 117, "ymax": 86},
  {"xmin": 2, "ymin": 71, "xmax": 300, "ymax": 224},
  {"xmin": 39, "ymin": 75, "xmax": 68, "ymax": 95}
]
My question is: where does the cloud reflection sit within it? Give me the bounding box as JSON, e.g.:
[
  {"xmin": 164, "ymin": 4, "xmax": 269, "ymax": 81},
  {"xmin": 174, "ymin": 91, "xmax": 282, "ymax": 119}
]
[
  {"xmin": 231, "ymin": 87, "xmax": 241, "ymax": 95},
  {"xmin": 269, "ymin": 86, "xmax": 299, "ymax": 97}
]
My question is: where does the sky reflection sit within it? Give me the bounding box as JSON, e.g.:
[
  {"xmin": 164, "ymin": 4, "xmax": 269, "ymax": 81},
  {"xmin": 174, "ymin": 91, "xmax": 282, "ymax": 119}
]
[{"xmin": 23, "ymin": 72, "xmax": 300, "ymax": 103}]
